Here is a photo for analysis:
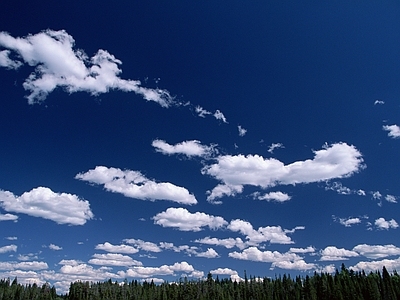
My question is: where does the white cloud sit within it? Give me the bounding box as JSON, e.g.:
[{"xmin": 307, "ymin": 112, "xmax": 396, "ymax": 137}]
[
  {"xmin": 213, "ymin": 110, "xmax": 228, "ymax": 123},
  {"xmin": 194, "ymin": 237, "xmax": 247, "ymax": 250},
  {"xmin": 0, "ymin": 244, "xmax": 17, "ymax": 254},
  {"xmin": 195, "ymin": 105, "xmax": 211, "ymax": 118},
  {"xmin": 238, "ymin": 125, "xmax": 247, "ymax": 137},
  {"xmin": 210, "ymin": 268, "xmax": 242, "ymax": 281},
  {"xmin": 0, "ymin": 50, "xmax": 22, "ymax": 69},
  {"xmin": 153, "ymin": 207, "xmax": 227, "ymax": 232},
  {"xmin": 123, "ymin": 239, "xmax": 162, "ymax": 253},
  {"xmin": 195, "ymin": 248, "xmax": 219, "ymax": 258},
  {"xmin": 338, "ymin": 217, "xmax": 362, "ymax": 227},
  {"xmin": 228, "ymin": 219, "xmax": 296, "ymax": 245},
  {"xmin": 229, "ymin": 247, "xmax": 315, "ymax": 271},
  {"xmin": 0, "ymin": 30, "xmax": 174, "ymax": 107},
  {"xmin": 319, "ymin": 246, "xmax": 359, "ymax": 261},
  {"xmin": 89, "ymin": 253, "xmax": 142, "ymax": 267},
  {"xmin": 49, "ymin": 244, "xmax": 62, "ymax": 251},
  {"xmin": 0, "ymin": 213, "xmax": 18, "ymax": 222},
  {"xmin": 206, "ymin": 184, "xmax": 243, "ymax": 204},
  {"xmin": 0, "ymin": 187, "xmax": 93, "ymax": 225},
  {"xmin": 120, "ymin": 261, "xmax": 195, "ymax": 278},
  {"xmin": 6, "ymin": 237, "xmax": 17, "ymax": 241},
  {"xmin": 203, "ymin": 142, "xmax": 364, "ymax": 202},
  {"xmin": 353, "ymin": 244, "xmax": 400, "ymax": 259},
  {"xmin": 76, "ymin": 166, "xmax": 197, "ymax": 205},
  {"xmin": 383, "ymin": 125, "xmax": 400, "ymax": 138},
  {"xmin": 255, "ymin": 191, "xmax": 291, "ymax": 202},
  {"xmin": 374, "ymin": 217, "xmax": 399, "ymax": 230},
  {"xmin": 351, "ymin": 257, "xmax": 400, "ymax": 273},
  {"xmin": 152, "ymin": 139, "xmax": 216, "ymax": 158},
  {"xmin": 289, "ymin": 246, "xmax": 316, "ymax": 254},
  {"xmin": 385, "ymin": 195, "xmax": 397, "ymax": 203},
  {"xmin": 0, "ymin": 261, "xmax": 48, "ymax": 271},
  {"xmin": 372, "ymin": 191, "xmax": 382, "ymax": 200},
  {"xmin": 267, "ymin": 143, "xmax": 284, "ymax": 153},
  {"xmin": 95, "ymin": 242, "xmax": 139, "ymax": 254},
  {"xmin": 374, "ymin": 100, "xmax": 385, "ymax": 105}
]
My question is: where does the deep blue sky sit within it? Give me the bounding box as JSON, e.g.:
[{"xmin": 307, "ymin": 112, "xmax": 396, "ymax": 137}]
[{"xmin": 1, "ymin": 0, "xmax": 400, "ymax": 293}]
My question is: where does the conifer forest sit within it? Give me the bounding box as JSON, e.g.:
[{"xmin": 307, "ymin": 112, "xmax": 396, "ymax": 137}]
[{"xmin": 1, "ymin": 265, "xmax": 400, "ymax": 300}]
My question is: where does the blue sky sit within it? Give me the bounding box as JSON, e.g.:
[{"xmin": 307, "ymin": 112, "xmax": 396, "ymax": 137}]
[{"xmin": 1, "ymin": 0, "xmax": 400, "ymax": 293}]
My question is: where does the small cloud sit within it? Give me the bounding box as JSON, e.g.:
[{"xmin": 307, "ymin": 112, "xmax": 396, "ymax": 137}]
[
  {"xmin": 339, "ymin": 217, "xmax": 361, "ymax": 227},
  {"xmin": 195, "ymin": 106, "xmax": 212, "ymax": 118},
  {"xmin": 255, "ymin": 191, "xmax": 291, "ymax": 202},
  {"xmin": 5, "ymin": 237, "xmax": 17, "ymax": 241},
  {"xmin": 238, "ymin": 125, "xmax": 247, "ymax": 137},
  {"xmin": 267, "ymin": 143, "xmax": 284, "ymax": 153},
  {"xmin": 48, "ymin": 244, "xmax": 63, "ymax": 251},
  {"xmin": 374, "ymin": 100, "xmax": 385, "ymax": 105},
  {"xmin": 0, "ymin": 213, "xmax": 18, "ymax": 222},
  {"xmin": 152, "ymin": 139, "xmax": 216, "ymax": 158},
  {"xmin": 0, "ymin": 244, "xmax": 17, "ymax": 254},
  {"xmin": 375, "ymin": 217, "xmax": 399, "ymax": 230},
  {"xmin": 383, "ymin": 125, "xmax": 400, "ymax": 138},
  {"xmin": 213, "ymin": 110, "xmax": 228, "ymax": 123},
  {"xmin": 385, "ymin": 195, "xmax": 397, "ymax": 203}
]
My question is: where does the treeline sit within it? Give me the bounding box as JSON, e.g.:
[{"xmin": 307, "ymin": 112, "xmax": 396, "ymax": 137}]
[
  {"xmin": 2, "ymin": 264, "xmax": 400, "ymax": 300},
  {"xmin": 0, "ymin": 277, "xmax": 61, "ymax": 300}
]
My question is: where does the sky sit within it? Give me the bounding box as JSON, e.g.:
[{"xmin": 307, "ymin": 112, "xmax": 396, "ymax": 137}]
[{"xmin": 1, "ymin": 0, "xmax": 400, "ymax": 294}]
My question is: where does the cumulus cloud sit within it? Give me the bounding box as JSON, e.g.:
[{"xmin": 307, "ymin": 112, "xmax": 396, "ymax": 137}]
[
  {"xmin": 120, "ymin": 261, "xmax": 195, "ymax": 278},
  {"xmin": 0, "ymin": 213, "xmax": 18, "ymax": 222},
  {"xmin": 95, "ymin": 242, "xmax": 139, "ymax": 254},
  {"xmin": 289, "ymin": 246, "xmax": 316, "ymax": 254},
  {"xmin": 194, "ymin": 237, "xmax": 247, "ymax": 250},
  {"xmin": 194, "ymin": 248, "xmax": 219, "ymax": 258},
  {"xmin": 0, "ymin": 50, "xmax": 22, "ymax": 69},
  {"xmin": 383, "ymin": 125, "xmax": 400, "ymax": 138},
  {"xmin": 152, "ymin": 139, "xmax": 216, "ymax": 158},
  {"xmin": 123, "ymin": 239, "xmax": 162, "ymax": 253},
  {"xmin": 229, "ymin": 247, "xmax": 316, "ymax": 271},
  {"xmin": 319, "ymin": 246, "xmax": 359, "ymax": 261},
  {"xmin": 255, "ymin": 191, "xmax": 291, "ymax": 202},
  {"xmin": 76, "ymin": 166, "xmax": 197, "ymax": 205},
  {"xmin": 48, "ymin": 244, "xmax": 62, "ymax": 251},
  {"xmin": 374, "ymin": 218, "xmax": 399, "ymax": 230},
  {"xmin": 203, "ymin": 142, "xmax": 364, "ymax": 202},
  {"xmin": 210, "ymin": 268, "xmax": 242, "ymax": 281},
  {"xmin": 227, "ymin": 219, "xmax": 298, "ymax": 245},
  {"xmin": 0, "ymin": 244, "xmax": 17, "ymax": 254},
  {"xmin": 0, "ymin": 261, "xmax": 48, "ymax": 271},
  {"xmin": 351, "ymin": 257, "xmax": 400, "ymax": 273},
  {"xmin": 353, "ymin": 244, "xmax": 400, "ymax": 259},
  {"xmin": 153, "ymin": 207, "xmax": 227, "ymax": 231},
  {"xmin": 0, "ymin": 187, "xmax": 93, "ymax": 225},
  {"xmin": 0, "ymin": 30, "xmax": 174, "ymax": 106},
  {"xmin": 385, "ymin": 195, "xmax": 397, "ymax": 203},
  {"xmin": 89, "ymin": 253, "xmax": 142, "ymax": 267}
]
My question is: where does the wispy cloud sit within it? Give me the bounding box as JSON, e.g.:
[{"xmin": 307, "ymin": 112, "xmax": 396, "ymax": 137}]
[
  {"xmin": 237, "ymin": 125, "xmax": 247, "ymax": 137},
  {"xmin": 76, "ymin": 166, "xmax": 197, "ymax": 205},
  {"xmin": 152, "ymin": 139, "xmax": 217, "ymax": 158},
  {"xmin": 0, "ymin": 30, "xmax": 174, "ymax": 107},
  {"xmin": 0, "ymin": 213, "xmax": 18, "ymax": 222},
  {"xmin": 0, "ymin": 187, "xmax": 93, "ymax": 225},
  {"xmin": 267, "ymin": 143, "xmax": 284, "ymax": 153}
]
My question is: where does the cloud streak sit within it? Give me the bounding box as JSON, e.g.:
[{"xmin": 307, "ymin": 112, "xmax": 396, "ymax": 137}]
[
  {"xmin": 0, "ymin": 30, "xmax": 174, "ymax": 107},
  {"xmin": 76, "ymin": 166, "xmax": 197, "ymax": 205}
]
